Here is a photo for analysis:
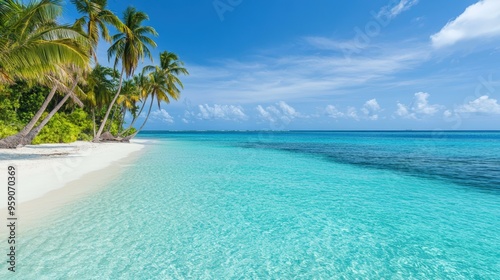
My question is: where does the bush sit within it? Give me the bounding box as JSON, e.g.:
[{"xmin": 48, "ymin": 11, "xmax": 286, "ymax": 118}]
[
  {"xmin": 32, "ymin": 109, "xmax": 94, "ymax": 144},
  {"xmin": 0, "ymin": 85, "xmax": 20, "ymax": 124},
  {"xmin": 67, "ymin": 108, "xmax": 94, "ymax": 141},
  {"xmin": 0, "ymin": 121, "xmax": 19, "ymax": 138}
]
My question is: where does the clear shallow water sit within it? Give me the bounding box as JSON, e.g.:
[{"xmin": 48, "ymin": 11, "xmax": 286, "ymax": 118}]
[{"xmin": 2, "ymin": 131, "xmax": 500, "ymax": 279}]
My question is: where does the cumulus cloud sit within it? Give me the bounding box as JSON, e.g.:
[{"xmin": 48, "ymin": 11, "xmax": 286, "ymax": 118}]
[
  {"xmin": 256, "ymin": 101, "xmax": 303, "ymax": 124},
  {"xmin": 151, "ymin": 109, "xmax": 174, "ymax": 124},
  {"xmin": 396, "ymin": 92, "xmax": 443, "ymax": 119},
  {"xmin": 278, "ymin": 101, "xmax": 298, "ymax": 117},
  {"xmin": 455, "ymin": 95, "xmax": 500, "ymax": 114},
  {"xmin": 361, "ymin": 99, "xmax": 382, "ymax": 120},
  {"xmin": 431, "ymin": 0, "xmax": 500, "ymax": 48},
  {"xmin": 324, "ymin": 99, "xmax": 382, "ymax": 121},
  {"xmin": 197, "ymin": 104, "xmax": 248, "ymax": 121},
  {"xmin": 396, "ymin": 103, "xmax": 411, "ymax": 117},
  {"xmin": 413, "ymin": 92, "xmax": 441, "ymax": 115},
  {"xmin": 324, "ymin": 105, "xmax": 344, "ymax": 118},
  {"xmin": 346, "ymin": 107, "xmax": 359, "ymax": 120}
]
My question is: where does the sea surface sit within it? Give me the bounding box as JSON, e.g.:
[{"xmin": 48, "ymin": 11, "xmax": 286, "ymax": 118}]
[{"xmin": 2, "ymin": 131, "xmax": 500, "ymax": 279}]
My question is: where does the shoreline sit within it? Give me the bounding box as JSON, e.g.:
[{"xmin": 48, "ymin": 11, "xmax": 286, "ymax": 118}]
[{"xmin": 0, "ymin": 140, "xmax": 148, "ymax": 227}]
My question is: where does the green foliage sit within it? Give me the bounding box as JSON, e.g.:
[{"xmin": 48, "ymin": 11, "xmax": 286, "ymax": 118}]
[
  {"xmin": 67, "ymin": 108, "xmax": 94, "ymax": 140},
  {"xmin": 0, "ymin": 121, "xmax": 19, "ymax": 138},
  {"xmin": 0, "ymin": 2, "xmax": 184, "ymax": 144},
  {"xmin": 108, "ymin": 6, "xmax": 157, "ymax": 78},
  {"xmin": 71, "ymin": 0, "xmax": 124, "ymax": 64},
  {"xmin": 0, "ymin": 0, "xmax": 90, "ymax": 84},
  {"xmin": 32, "ymin": 109, "xmax": 94, "ymax": 144},
  {"xmin": 0, "ymin": 82, "xmax": 52, "ymax": 125},
  {"xmin": 0, "ymin": 84, "xmax": 20, "ymax": 123},
  {"xmin": 17, "ymin": 84, "xmax": 49, "ymax": 123},
  {"xmin": 0, "ymin": 84, "xmax": 22, "ymax": 138},
  {"xmin": 109, "ymin": 121, "xmax": 120, "ymax": 136},
  {"xmin": 120, "ymin": 127, "xmax": 136, "ymax": 137}
]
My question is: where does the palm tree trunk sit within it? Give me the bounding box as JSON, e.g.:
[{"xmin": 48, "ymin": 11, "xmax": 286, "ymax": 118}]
[
  {"xmin": 0, "ymin": 85, "xmax": 58, "ymax": 148},
  {"xmin": 118, "ymin": 98, "xmax": 147, "ymax": 137},
  {"xmin": 22, "ymin": 81, "xmax": 79, "ymax": 145},
  {"xmin": 92, "ymin": 108, "xmax": 96, "ymax": 138},
  {"xmin": 126, "ymin": 96, "xmax": 154, "ymax": 140},
  {"xmin": 20, "ymin": 85, "xmax": 58, "ymax": 135},
  {"xmin": 22, "ymin": 92, "xmax": 72, "ymax": 145},
  {"xmin": 106, "ymin": 104, "xmax": 119, "ymax": 131},
  {"xmin": 118, "ymin": 107, "xmax": 126, "ymax": 133},
  {"xmin": 94, "ymin": 67, "xmax": 124, "ymax": 141}
]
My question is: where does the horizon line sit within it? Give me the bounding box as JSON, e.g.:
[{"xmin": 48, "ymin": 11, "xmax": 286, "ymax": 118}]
[{"xmin": 138, "ymin": 130, "xmax": 500, "ymax": 133}]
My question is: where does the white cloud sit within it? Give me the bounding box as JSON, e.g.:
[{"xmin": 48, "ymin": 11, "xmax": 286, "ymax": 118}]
[
  {"xmin": 324, "ymin": 99, "xmax": 381, "ymax": 121},
  {"xmin": 396, "ymin": 103, "xmax": 411, "ymax": 118},
  {"xmin": 279, "ymin": 101, "xmax": 299, "ymax": 116},
  {"xmin": 256, "ymin": 105, "xmax": 272, "ymax": 120},
  {"xmin": 361, "ymin": 98, "xmax": 382, "ymax": 120},
  {"xmin": 256, "ymin": 101, "xmax": 303, "ymax": 124},
  {"xmin": 431, "ymin": 0, "xmax": 500, "ymax": 48},
  {"xmin": 413, "ymin": 92, "xmax": 441, "ymax": 115},
  {"xmin": 304, "ymin": 37, "xmax": 364, "ymax": 53},
  {"xmin": 197, "ymin": 104, "xmax": 248, "ymax": 121},
  {"xmin": 395, "ymin": 92, "xmax": 443, "ymax": 119},
  {"xmin": 378, "ymin": 0, "xmax": 419, "ymax": 19},
  {"xmin": 455, "ymin": 95, "xmax": 500, "ymax": 114},
  {"xmin": 324, "ymin": 105, "xmax": 344, "ymax": 118},
  {"xmin": 346, "ymin": 107, "xmax": 359, "ymax": 120},
  {"xmin": 183, "ymin": 45, "xmax": 430, "ymax": 104},
  {"xmin": 151, "ymin": 109, "xmax": 174, "ymax": 124}
]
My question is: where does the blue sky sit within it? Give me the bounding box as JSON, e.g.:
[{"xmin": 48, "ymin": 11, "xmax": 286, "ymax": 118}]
[{"xmin": 64, "ymin": 0, "xmax": 500, "ymax": 130}]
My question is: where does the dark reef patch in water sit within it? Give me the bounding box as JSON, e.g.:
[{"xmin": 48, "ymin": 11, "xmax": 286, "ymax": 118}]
[{"xmin": 238, "ymin": 142, "xmax": 500, "ymax": 193}]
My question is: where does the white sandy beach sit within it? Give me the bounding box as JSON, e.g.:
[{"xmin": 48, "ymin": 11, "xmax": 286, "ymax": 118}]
[{"xmin": 0, "ymin": 141, "xmax": 145, "ymax": 212}]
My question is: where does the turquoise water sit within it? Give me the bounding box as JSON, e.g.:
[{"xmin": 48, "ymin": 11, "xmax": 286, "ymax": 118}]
[{"xmin": 2, "ymin": 131, "xmax": 500, "ymax": 279}]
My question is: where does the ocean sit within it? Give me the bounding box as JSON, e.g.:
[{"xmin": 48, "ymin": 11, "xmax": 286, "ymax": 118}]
[{"xmin": 2, "ymin": 131, "xmax": 500, "ymax": 279}]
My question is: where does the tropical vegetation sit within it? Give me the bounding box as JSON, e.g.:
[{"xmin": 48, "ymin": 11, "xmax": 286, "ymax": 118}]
[{"xmin": 0, "ymin": 0, "xmax": 188, "ymax": 148}]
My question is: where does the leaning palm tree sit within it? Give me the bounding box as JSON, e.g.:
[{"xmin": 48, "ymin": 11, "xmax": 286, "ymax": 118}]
[
  {"xmin": 71, "ymin": 0, "xmax": 123, "ymax": 64},
  {"xmin": 0, "ymin": 0, "xmax": 89, "ymax": 84},
  {"xmin": 23, "ymin": 67, "xmax": 87, "ymax": 144},
  {"xmin": 125, "ymin": 59, "xmax": 187, "ymax": 139},
  {"xmin": 83, "ymin": 65, "xmax": 117, "ymax": 136},
  {"xmin": 132, "ymin": 67, "xmax": 172, "ymax": 136},
  {"xmin": 0, "ymin": 0, "xmax": 90, "ymax": 148},
  {"xmin": 118, "ymin": 70, "xmax": 150, "ymax": 136},
  {"xmin": 115, "ymin": 80, "xmax": 140, "ymax": 134},
  {"xmin": 119, "ymin": 51, "xmax": 188, "ymax": 138},
  {"xmin": 94, "ymin": 6, "xmax": 157, "ymax": 141}
]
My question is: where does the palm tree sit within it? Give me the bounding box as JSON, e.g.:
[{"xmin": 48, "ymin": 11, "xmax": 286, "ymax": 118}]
[
  {"xmin": 158, "ymin": 51, "xmax": 189, "ymax": 79},
  {"xmin": 131, "ymin": 67, "xmax": 170, "ymax": 136},
  {"xmin": 116, "ymin": 80, "xmax": 140, "ymax": 134},
  {"xmin": 83, "ymin": 65, "xmax": 117, "ymax": 136},
  {"xmin": 118, "ymin": 70, "xmax": 150, "ymax": 136},
  {"xmin": 0, "ymin": 0, "xmax": 89, "ymax": 84},
  {"xmin": 23, "ymin": 69, "xmax": 86, "ymax": 144},
  {"xmin": 94, "ymin": 6, "xmax": 157, "ymax": 141},
  {"xmin": 71, "ymin": 0, "xmax": 123, "ymax": 64},
  {"xmin": 0, "ymin": 0, "xmax": 90, "ymax": 148},
  {"xmin": 125, "ymin": 53, "xmax": 188, "ymax": 138}
]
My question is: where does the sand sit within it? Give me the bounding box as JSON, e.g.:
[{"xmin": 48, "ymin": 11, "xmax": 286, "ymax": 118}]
[{"xmin": 0, "ymin": 141, "xmax": 146, "ymax": 223}]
